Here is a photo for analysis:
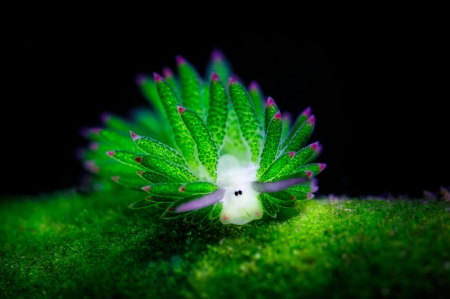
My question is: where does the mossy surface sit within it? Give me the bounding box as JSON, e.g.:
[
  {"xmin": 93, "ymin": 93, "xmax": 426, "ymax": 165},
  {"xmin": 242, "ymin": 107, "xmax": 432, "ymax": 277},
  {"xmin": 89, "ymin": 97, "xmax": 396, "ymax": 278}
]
[{"xmin": 1, "ymin": 189, "xmax": 450, "ymax": 298}]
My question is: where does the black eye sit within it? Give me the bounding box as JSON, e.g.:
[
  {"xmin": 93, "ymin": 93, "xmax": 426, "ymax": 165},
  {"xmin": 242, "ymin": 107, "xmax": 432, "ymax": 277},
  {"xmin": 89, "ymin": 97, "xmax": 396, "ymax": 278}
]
[
  {"xmin": 234, "ymin": 191, "xmax": 238, "ymax": 196},
  {"xmin": 238, "ymin": 190, "xmax": 242, "ymax": 195}
]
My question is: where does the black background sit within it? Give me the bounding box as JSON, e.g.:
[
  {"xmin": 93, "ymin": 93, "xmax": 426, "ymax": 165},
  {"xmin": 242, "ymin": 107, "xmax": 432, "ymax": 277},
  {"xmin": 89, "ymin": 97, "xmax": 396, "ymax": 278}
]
[{"xmin": 3, "ymin": 28, "xmax": 448, "ymax": 199}]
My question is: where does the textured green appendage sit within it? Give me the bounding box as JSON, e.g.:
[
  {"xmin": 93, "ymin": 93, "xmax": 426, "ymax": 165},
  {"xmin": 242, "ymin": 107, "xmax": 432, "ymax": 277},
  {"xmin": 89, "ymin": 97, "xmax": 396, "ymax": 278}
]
[
  {"xmin": 222, "ymin": 107, "xmax": 249, "ymax": 161},
  {"xmin": 258, "ymin": 194, "xmax": 278, "ymax": 218},
  {"xmin": 229, "ymin": 79, "xmax": 263, "ymax": 163},
  {"xmin": 133, "ymin": 134, "xmax": 187, "ymax": 168},
  {"xmin": 91, "ymin": 129, "xmax": 136, "ymax": 150},
  {"xmin": 265, "ymin": 194, "xmax": 298, "ymax": 208},
  {"xmin": 282, "ymin": 108, "xmax": 315, "ymax": 151},
  {"xmin": 183, "ymin": 182, "xmax": 219, "ymax": 194},
  {"xmin": 128, "ymin": 198, "xmax": 158, "ymax": 209},
  {"xmin": 206, "ymin": 50, "xmax": 232, "ymax": 83},
  {"xmin": 145, "ymin": 182, "xmax": 216, "ymax": 198},
  {"xmin": 140, "ymin": 155, "xmax": 198, "ymax": 182},
  {"xmin": 163, "ymin": 67, "xmax": 181, "ymax": 96},
  {"xmin": 110, "ymin": 175, "xmax": 149, "ymax": 189},
  {"xmin": 143, "ymin": 183, "xmax": 185, "ymax": 198},
  {"xmin": 277, "ymin": 163, "xmax": 325, "ymax": 181},
  {"xmin": 283, "ymin": 115, "xmax": 314, "ymax": 153},
  {"xmin": 273, "ymin": 143, "xmax": 318, "ymax": 180},
  {"xmin": 102, "ymin": 113, "xmax": 147, "ymax": 136},
  {"xmin": 137, "ymin": 76, "xmax": 167, "ymax": 120},
  {"xmin": 145, "ymin": 195, "xmax": 177, "ymax": 203},
  {"xmin": 286, "ymin": 183, "xmax": 315, "ymax": 194},
  {"xmin": 155, "ymin": 75, "xmax": 198, "ymax": 170},
  {"xmin": 264, "ymin": 98, "xmax": 279, "ymax": 133},
  {"xmin": 259, "ymin": 152, "xmax": 294, "ymax": 182},
  {"xmin": 137, "ymin": 170, "xmax": 174, "ymax": 183},
  {"xmin": 191, "ymin": 206, "xmax": 214, "ymax": 225},
  {"xmin": 257, "ymin": 112, "xmax": 282, "ymax": 179},
  {"xmin": 207, "ymin": 76, "xmax": 229, "ymax": 150},
  {"xmin": 84, "ymin": 161, "xmax": 136, "ymax": 177},
  {"xmin": 178, "ymin": 57, "xmax": 204, "ymax": 117},
  {"xmin": 249, "ymin": 82, "xmax": 265, "ymax": 128},
  {"xmin": 209, "ymin": 203, "xmax": 222, "ymax": 220},
  {"xmin": 107, "ymin": 150, "xmax": 145, "ymax": 168},
  {"xmin": 297, "ymin": 163, "xmax": 324, "ymax": 177},
  {"xmin": 268, "ymin": 190, "xmax": 310, "ymax": 201},
  {"xmin": 180, "ymin": 107, "xmax": 218, "ymax": 182},
  {"xmin": 161, "ymin": 196, "xmax": 199, "ymax": 219},
  {"xmin": 266, "ymin": 191, "xmax": 295, "ymax": 201},
  {"xmin": 130, "ymin": 110, "xmax": 172, "ymax": 145},
  {"xmin": 202, "ymin": 83, "xmax": 210, "ymax": 119},
  {"xmin": 281, "ymin": 114, "xmax": 291, "ymax": 141}
]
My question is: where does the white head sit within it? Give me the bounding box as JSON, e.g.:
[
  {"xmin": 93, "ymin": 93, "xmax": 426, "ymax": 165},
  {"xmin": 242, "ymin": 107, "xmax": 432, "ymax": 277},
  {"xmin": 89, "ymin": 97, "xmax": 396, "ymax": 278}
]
[{"xmin": 216, "ymin": 154, "xmax": 263, "ymax": 225}]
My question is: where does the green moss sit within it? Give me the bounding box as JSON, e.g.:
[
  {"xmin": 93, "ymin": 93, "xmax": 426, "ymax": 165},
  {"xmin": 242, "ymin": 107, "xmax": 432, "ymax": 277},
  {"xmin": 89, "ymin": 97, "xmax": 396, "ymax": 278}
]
[{"xmin": 1, "ymin": 190, "xmax": 450, "ymax": 298}]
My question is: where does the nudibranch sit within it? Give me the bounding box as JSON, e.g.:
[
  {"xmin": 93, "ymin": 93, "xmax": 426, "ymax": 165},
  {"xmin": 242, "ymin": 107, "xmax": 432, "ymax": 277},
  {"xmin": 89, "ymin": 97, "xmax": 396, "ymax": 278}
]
[{"xmin": 81, "ymin": 50, "xmax": 326, "ymax": 227}]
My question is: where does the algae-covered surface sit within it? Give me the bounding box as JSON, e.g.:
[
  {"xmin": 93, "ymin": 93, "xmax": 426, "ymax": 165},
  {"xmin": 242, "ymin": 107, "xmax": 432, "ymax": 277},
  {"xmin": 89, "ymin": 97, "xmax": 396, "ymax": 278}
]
[{"xmin": 1, "ymin": 189, "xmax": 450, "ymax": 298}]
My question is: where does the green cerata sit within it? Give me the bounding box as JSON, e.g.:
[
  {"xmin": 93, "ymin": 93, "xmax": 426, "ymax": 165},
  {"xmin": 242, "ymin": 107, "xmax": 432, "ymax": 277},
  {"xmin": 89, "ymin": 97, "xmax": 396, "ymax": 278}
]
[{"xmin": 81, "ymin": 50, "xmax": 326, "ymax": 228}]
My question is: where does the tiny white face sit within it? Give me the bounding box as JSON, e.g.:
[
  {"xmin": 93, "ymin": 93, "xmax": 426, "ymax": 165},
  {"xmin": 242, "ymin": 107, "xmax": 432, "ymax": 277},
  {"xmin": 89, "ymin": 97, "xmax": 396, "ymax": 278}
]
[{"xmin": 216, "ymin": 154, "xmax": 263, "ymax": 225}]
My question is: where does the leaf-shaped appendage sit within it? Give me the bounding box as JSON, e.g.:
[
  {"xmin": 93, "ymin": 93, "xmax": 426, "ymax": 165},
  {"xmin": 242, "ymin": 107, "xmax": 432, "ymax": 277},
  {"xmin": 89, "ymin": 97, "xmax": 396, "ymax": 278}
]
[{"xmin": 81, "ymin": 50, "xmax": 326, "ymax": 227}]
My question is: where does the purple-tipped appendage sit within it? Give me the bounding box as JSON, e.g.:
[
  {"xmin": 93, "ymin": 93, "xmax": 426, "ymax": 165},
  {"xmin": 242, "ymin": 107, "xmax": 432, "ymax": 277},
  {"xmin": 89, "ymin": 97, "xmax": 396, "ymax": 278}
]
[
  {"xmin": 211, "ymin": 72, "xmax": 220, "ymax": 81},
  {"xmin": 311, "ymin": 142, "xmax": 320, "ymax": 150},
  {"xmin": 153, "ymin": 72, "xmax": 163, "ymax": 82},
  {"xmin": 249, "ymin": 81, "xmax": 259, "ymax": 90},
  {"xmin": 162, "ymin": 67, "xmax": 173, "ymax": 78},
  {"xmin": 135, "ymin": 74, "xmax": 146, "ymax": 85},
  {"xmin": 177, "ymin": 106, "xmax": 186, "ymax": 114},
  {"xmin": 129, "ymin": 131, "xmax": 139, "ymax": 141},
  {"xmin": 100, "ymin": 112, "xmax": 110, "ymax": 124},
  {"xmin": 176, "ymin": 189, "xmax": 225, "ymax": 212},
  {"xmin": 282, "ymin": 112, "xmax": 292, "ymax": 122},
  {"xmin": 251, "ymin": 178, "xmax": 307, "ymax": 193},
  {"xmin": 302, "ymin": 107, "xmax": 311, "ymax": 117},
  {"xmin": 211, "ymin": 49, "xmax": 223, "ymax": 61},
  {"xmin": 88, "ymin": 142, "xmax": 99, "ymax": 151},
  {"xmin": 176, "ymin": 55, "xmax": 186, "ymax": 65}
]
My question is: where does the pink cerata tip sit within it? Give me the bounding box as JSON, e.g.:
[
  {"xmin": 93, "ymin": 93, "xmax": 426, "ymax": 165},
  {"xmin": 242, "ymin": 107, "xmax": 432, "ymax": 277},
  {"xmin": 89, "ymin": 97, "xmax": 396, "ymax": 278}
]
[
  {"xmin": 177, "ymin": 106, "xmax": 186, "ymax": 113},
  {"xmin": 153, "ymin": 72, "xmax": 163, "ymax": 82},
  {"xmin": 228, "ymin": 77, "xmax": 236, "ymax": 84},
  {"xmin": 303, "ymin": 107, "xmax": 311, "ymax": 117},
  {"xmin": 130, "ymin": 131, "xmax": 138, "ymax": 140},
  {"xmin": 307, "ymin": 115, "xmax": 315, "ymax": 124},
  {"xmin": 267, "ymin": 97, "xmax": 275, "ymax": 106},
  {"xmin": 106, "ymin": 151, "xmax": 115, "ymax": 157},
  {"xmin": 111, "ymin": 176, "xmax": 120, "ymax": 182},
  {"xmin": 211, "ymin": 72, "xmax": 220, "ymax": 81},
  {"xmin": 176, "ymin": 55, "xmax": 186, "ymax": 65}
]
